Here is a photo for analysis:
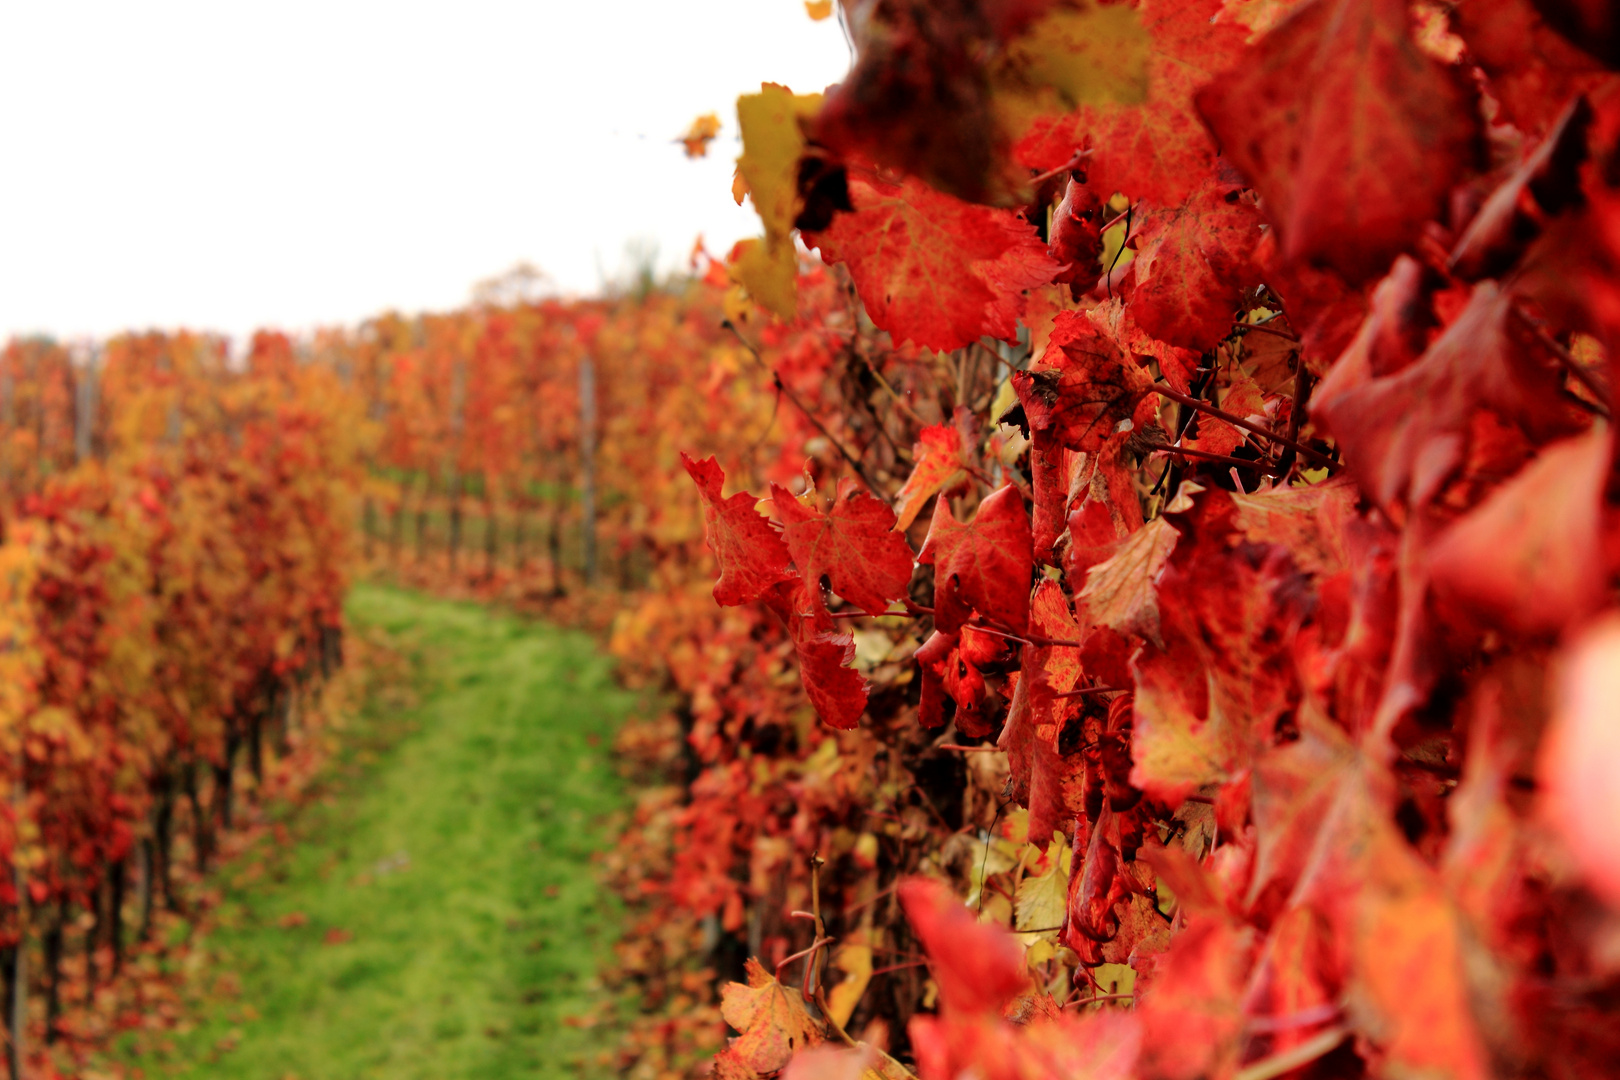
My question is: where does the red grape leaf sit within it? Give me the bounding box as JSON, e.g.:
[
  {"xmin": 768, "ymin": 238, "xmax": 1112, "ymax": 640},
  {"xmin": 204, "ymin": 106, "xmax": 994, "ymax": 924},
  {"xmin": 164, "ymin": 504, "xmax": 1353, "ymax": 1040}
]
[
  {"xmin": 1228, "ymin": 478, "xmax": 1357, "ymax": 578},
  {"xmin": 803, "ymin": 173, "xmax": 1060, "ymax": 352},
  {"xmin": 763, "ymin": 581, "xmax": 870, "ymax": 730},
  {"xmin": 719, "ymin": 957, "xmax": 824, "ymax": 1074},
  {"xmin": 1023, "ymin": 582, "xmax": 1089, "ymax": 843},
  {"xmin": 683, "ymin": 452, "xmax": 793, "ymax": 606},
  {"xmin": 1087, "ymin": 295, "xmax": 1201, "ymax": 394},
  {"xmin": 1258, "ymin": 241, "xmax": 1369, "ymax": 377},
  {"xmin": 1184, "ymin": 368, "xmax": 1265, "ymax": 457},
  {"xmin": 1134, "ymin": 918, "xmax": 1252, "ymax": 1080},
  {"xmin": 1278, "ymin": 748, "xmax": 1491, "ymax": 1080},
  {"xmin": 1428, "ymin": 428, "xmax": 1610, "ymax": 635},
  {"xmin": 1313, "ymin": 280, "xmax": 1581, "ymax": 511},
  {"xmin": 1196, "ymin": 0, "xmax": 1483, "ymax": 283},
  {"xmin": 770, "ymin": 479, "xmax": 915, "ymax": 616},
  {"xmin": 918, "ymin": 484, "xmax": 1034, "ymax": 636},
  {"xmin": 1246, "ymin": 710, "xmax": 1358, "ymax": 918},
  {"xmin": 1028, "ymin": 578, "xmax": 1083, "ymax": 704},
  {"xmin": 893, "ymin": 423, "xmax": 968, "ymax": 531},
  {"xmin": 1064, "ymin": 435, "xmax": 1147, "ymax": 582},
  {"xmin": 917, "ymin": 626, "xmax": 1007, "ymax": 735},
  {"xmin": 1128, "ymin": 177, "xmax": 1266, "ymax": 350},
  {"xmin": 1129, "ymin": 492, "xmax": 1309, "ymax": 805},
  {"xmin": 1449, "ymin": 96, "xmax": 1593, "ymax": 283},
  {"xmin": 1049, "ymin": 176, "xmax": 1108, "ymax": 291},
  {"xmin": 1452, "ymin": 0, "xmax": 1610, "ymax": 137},
  {"xmin": 899, "ymin": 877, "xmax": 1030, "ymax": 1015},
  {"xmin": 1012, "ymin": 309, "xmax": 1156, "ymax": 454}
]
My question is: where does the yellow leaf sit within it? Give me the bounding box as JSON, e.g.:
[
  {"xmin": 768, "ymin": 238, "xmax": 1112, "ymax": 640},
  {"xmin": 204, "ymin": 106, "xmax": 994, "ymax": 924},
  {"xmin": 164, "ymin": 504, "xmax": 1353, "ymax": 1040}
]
[
  {"xmin": 737, "ymin": 84, "xmax": 821, "ymax": 239},
  {"xmin": 1091, "ymin": 962, "xmax": 1136, "ymax": 998},
  {"xmin": 1002, "ymin": 806, "xmax": 1030, "ymax": 846},
  {"xmin": 720, "ymin": 958, "xmax": 824, "ymax": 1074},
  {"xmin": 988, "ymin": 1, "xmax": 1149, "ymax": 167},
  {"xmin": 722, "ymin": 285, "xmax": 755, "ymax": 329},
  {"xmin": 1025, "ymin": 937, "xmax": 1057, "ymax": 968},
  {"xmin": 804, "ymin": 0, "xmax": 834, "ymax": 20},
  {"xmin": 1015, "ymin": 842, "xmax": 1069, "ymax": 933},
  {"xmin": 1000, "ymin": 4, "xmax": 1148, "ymax": 109},
  {"xmin": 729, "ymin": 237, "xmax": 799, "ymax": 321},
  {"xmin": 824, "ymin": 944, "xmax": 872, "ymax": 1027},
  {"xmin": 732, "ymin": 83, "xmax": 823, "ymax": 318}
]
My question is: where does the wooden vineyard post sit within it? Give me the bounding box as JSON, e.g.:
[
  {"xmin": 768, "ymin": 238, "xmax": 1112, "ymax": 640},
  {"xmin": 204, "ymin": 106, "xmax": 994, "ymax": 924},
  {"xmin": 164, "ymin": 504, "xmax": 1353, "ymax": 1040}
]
[
  {"xmin": 483, "ymin": 480, "xmax": 496, "ymax": 581},
  {"xmin": 547, "ymin": 456, "xmax": 565, "ymax": 596},
  {"xmin": 578, "ymin": 354, "xmax": 597, "ymax": 586},
  {"xmin": 1, "ymin": 356, "xmax": 13, "ymax": 498},
  {"xmin": 415, "ymin": 474, "xmax": 430, "ymax": 566},
  {"xmin": 74, "ymin": 349, "xmax": 97, "ymax": 465},
  {"xmin": 446, "ymin": 358, "xmax": 466, "ymax": 574}
]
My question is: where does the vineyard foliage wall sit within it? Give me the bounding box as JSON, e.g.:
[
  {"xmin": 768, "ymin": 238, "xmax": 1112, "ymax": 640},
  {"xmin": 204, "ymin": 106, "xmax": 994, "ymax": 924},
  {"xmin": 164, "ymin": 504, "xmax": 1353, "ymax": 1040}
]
[{"xmin": 644, "ymin": 0, "xmax": 1620, "ymax": 1079}]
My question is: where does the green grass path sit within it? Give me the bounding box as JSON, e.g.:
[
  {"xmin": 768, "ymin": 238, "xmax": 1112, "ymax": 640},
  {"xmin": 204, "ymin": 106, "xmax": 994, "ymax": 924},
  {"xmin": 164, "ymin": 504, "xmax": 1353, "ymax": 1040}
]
[{"xmin": 153, "ymin": 584, "xmax": 636, "ymax": 1079}]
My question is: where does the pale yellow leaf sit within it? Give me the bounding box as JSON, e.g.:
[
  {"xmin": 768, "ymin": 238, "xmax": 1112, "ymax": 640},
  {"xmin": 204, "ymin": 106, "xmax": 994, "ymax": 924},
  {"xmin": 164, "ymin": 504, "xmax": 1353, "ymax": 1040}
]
[
  {"xmin": 824, "ymin": 944, "xmax": 872, "ymax": 1028},
  {"xmin": 1015, "ymin": 841, "xmax": 1070, "ymax": 933}
]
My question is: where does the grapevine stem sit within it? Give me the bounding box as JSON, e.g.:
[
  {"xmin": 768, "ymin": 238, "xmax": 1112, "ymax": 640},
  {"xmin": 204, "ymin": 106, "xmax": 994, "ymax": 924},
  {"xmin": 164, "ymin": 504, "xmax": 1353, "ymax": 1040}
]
[
  {"xmin": 1150, "ymin": 384, "xmax": 1336, "ymax": 468},
  {"xmin": 867, "ymin": 361, "xmax": 927, "ymax": 427},
  {"xmin": 813, "ymin": 984, "xmax": 860, "ymax": 1048},
  {"xmin": 724, "ymin": 320, "xmax": 885, "ymax": 492},
  {"xmin": 775, "ymin": 936, "xmax": 835, "ymax": 984},
  {"xmin": 1510, "ymin": 306, "xmax": 1612, "ymax": 416},
  {"xmin": 1051, "ymin": 686, "xmax": 1125, "ymax": 699},
  {"xmin": 1027, "ymin": 148, "xmax": 1095, "ymax": 187},
  {"xmin": 1064, "ymin": 993, "xmax": 1136, "ymax": 1008},
  {"xmin": 970, "ymin": 623, "xmax": 1082, "ymax": 649},
  {"xmin": 843, "ymin": 882, "xmax": 900, "ymax": 913},
  {"xmin": 1150, "ymin": 445, "xmax": 1276, "ymax": 472},
  {"xmin": 1277, "ymin": 348, "xmax": 1314, "ymax": 479},
  {"xmin": 1231, "ymin": 320, "xmax": 1299, "ymax": 342}
]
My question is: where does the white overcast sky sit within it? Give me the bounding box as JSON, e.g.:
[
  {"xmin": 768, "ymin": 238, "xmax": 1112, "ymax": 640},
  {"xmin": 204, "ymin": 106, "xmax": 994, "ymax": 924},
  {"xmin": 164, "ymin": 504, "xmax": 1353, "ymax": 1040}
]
[{"xmin": 0, "ymin": 2, "xmax": 851, "ymax": 344}]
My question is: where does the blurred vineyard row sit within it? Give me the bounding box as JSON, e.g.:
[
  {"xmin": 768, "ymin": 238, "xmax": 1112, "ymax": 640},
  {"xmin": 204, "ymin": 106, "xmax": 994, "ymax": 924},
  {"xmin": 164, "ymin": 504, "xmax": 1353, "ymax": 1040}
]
[
  {"xmin": 0, "ymin": 329, "xmax": 358, "ymax": 1077},
  {"xmin": 0, "ymin": 254, "xmax": 922, "ymax": 1076}
]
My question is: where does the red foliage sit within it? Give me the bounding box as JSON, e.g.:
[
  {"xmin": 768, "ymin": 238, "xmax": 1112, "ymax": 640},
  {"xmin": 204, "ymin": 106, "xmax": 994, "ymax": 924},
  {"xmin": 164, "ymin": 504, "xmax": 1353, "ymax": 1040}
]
[{"xmin": 664, "ymin": 2, "xmax": 1620, "ymax": 1077}]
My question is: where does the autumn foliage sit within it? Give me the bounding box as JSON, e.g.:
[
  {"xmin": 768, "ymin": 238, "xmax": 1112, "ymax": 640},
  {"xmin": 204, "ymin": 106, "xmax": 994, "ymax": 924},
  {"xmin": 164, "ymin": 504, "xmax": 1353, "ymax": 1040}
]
[
  {"xmin": 649, "ymin": 1, "xmax": 1620, "ymax": 1078},
  {"xmin": 0, "ymin": 331, "xmax": 362, "ymax": 1072},
  {"xmin": 3, "ymin": 1, "xmax": 1620, "ymax": 1077}
]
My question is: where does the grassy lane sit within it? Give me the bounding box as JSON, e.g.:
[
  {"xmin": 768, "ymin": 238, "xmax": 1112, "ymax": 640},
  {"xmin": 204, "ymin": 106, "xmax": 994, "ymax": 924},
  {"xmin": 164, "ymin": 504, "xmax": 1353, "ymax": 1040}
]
[{"xmin": 148, "ymin": 584, "xmax": 636, "ymax": 1079}]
